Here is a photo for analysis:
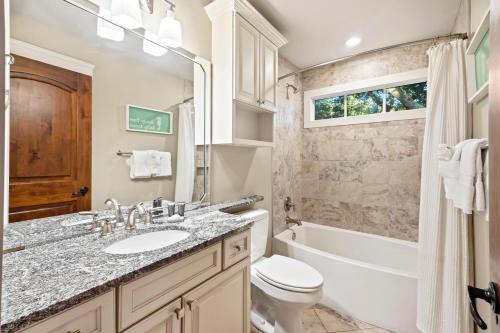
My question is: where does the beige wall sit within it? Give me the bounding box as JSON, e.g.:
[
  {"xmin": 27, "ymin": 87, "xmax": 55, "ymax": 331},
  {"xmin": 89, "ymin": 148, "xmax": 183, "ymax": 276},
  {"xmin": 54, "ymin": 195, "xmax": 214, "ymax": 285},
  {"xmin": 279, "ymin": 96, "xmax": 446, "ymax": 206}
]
[{"xmin": 11, "ymin": 14, "xmax": 193, "ymax": 209}]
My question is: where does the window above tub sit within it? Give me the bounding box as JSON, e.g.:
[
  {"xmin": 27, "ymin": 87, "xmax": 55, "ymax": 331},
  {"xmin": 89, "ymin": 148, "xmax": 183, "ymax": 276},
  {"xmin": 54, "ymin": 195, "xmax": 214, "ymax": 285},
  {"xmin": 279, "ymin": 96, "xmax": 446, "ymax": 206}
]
[{"xmin": 304, "ymin": 69, "xmax": 428, "ymax": 128}]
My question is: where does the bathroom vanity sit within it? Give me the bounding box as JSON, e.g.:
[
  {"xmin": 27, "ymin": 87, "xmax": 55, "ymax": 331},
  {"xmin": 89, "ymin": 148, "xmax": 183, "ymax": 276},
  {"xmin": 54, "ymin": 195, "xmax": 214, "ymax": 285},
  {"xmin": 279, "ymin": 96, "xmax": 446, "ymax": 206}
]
[{"xmin": 1, "ymin": 197, "xmax": 261, "ymax": 333}]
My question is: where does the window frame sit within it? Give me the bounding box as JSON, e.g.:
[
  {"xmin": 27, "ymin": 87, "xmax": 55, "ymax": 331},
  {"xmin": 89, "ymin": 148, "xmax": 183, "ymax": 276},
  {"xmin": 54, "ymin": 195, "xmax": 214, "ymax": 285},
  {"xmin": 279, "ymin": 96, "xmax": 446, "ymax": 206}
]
[{"xmin": 304, "ymin": 68, "xmax": 428, "ymax": 128}]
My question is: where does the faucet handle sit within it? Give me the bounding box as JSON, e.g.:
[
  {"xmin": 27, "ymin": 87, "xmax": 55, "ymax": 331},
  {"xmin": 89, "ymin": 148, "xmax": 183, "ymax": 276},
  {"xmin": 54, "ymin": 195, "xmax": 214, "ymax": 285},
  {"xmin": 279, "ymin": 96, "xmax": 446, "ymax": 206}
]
[{"xmin": 79, "ymin": 211, "xmax": 99, "ymax": 217}]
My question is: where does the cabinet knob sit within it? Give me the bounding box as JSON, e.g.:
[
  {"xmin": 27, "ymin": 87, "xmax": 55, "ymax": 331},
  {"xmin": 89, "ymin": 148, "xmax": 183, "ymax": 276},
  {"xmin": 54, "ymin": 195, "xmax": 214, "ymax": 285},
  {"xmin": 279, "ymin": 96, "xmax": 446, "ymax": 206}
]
[{"xmin": 235, "ymin": 245, "xmax": 242, "ymax": 252}]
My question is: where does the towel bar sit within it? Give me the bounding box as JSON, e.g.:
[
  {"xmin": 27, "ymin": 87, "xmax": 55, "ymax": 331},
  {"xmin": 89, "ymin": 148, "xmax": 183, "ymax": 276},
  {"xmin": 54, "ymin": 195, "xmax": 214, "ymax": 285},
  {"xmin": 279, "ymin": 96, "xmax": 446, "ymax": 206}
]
[{"xmin": 117, "ymin": 150, "xmax": 133, "ymax": 157}]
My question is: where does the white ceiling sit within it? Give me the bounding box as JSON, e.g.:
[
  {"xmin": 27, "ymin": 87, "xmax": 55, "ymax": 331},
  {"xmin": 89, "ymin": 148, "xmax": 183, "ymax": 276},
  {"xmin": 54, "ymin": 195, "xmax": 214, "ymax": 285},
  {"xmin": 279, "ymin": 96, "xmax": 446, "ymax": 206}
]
[{"xmin": 248, "ymin": 0, "xmax": 463, "ymax": 69}]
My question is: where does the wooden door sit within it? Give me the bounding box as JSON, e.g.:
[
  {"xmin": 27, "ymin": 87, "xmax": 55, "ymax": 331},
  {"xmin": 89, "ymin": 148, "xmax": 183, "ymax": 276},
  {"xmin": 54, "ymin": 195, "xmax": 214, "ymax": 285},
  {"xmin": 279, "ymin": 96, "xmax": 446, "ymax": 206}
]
[
  {"xmin": 9, "ymin": 55, "xmax": 91, "ymax": 222},
  {"xmin": 259, "ymin": 35, "xmax": 278, "ymax": 112},
  {"xmin": 490, "ymin": 1, "xmax": 500, "ymax": 331},
  {"xmin": 123, "ymin": 299, "xmax": 182, "ymax": 333},
  {"xmin": 183, "ymin": 258, "xmax": 250, "ymax": 333},
  {"xmin": 234, "ymin": 14, "xmax": 260, "ymax": 107}
]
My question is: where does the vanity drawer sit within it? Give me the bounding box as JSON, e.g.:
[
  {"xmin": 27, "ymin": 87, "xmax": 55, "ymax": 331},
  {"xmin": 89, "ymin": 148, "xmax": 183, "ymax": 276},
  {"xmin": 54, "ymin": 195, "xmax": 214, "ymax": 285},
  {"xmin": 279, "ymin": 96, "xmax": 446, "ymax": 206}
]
[
  {"xmin": 118, "ymin": 243, "xmax": 222, "ymax": 331},
  {"xmin": 223, "ymin": 230, "xmax": 251, "ymax": 269},
  {"xmin": 19, "ymin": 290, "xmax": 115, "ymax": 333}
]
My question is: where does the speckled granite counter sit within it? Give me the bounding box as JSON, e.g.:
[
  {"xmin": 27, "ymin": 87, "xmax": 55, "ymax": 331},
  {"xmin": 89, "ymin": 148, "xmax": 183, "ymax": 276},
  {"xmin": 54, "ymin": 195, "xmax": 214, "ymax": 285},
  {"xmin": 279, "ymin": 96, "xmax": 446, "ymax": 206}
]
[
  {"xmin": 2, "ymin": 209, "xmax": 258, "ymax": 332},
  {"xmin": 3, "ymin": 195, "xmax": 263, "ymax": 252}
]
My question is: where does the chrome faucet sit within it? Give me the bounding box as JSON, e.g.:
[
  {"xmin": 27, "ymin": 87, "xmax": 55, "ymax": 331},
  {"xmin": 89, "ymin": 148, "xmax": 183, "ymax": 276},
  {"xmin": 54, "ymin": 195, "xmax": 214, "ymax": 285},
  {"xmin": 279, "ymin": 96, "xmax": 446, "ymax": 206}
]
[
  {"xmin": 126, "ymin": 203, "xmax": 146, "ymax": 230},
  {"xmin": 286, "ymin": 215, "xmax": 302, "ymax": 227},
  {"xmin": 104, "ymin": 198, "xmax": 125, "ymax": 227},
  {"xmin": 284, "ymin": 196, "xmax": 296, "ymax": 212}
]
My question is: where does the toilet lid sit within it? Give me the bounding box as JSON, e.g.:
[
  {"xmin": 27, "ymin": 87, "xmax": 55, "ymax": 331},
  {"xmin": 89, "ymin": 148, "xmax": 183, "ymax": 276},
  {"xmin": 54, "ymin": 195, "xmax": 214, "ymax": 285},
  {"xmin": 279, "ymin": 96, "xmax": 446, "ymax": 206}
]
[{"xmin": 254, "ymin": 255, "xmax": 323, "ymax": 291}]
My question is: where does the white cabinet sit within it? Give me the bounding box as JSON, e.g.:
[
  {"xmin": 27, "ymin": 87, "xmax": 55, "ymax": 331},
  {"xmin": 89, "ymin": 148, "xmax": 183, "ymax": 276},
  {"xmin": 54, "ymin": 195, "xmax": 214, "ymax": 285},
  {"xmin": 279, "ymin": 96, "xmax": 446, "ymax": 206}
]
[
  {"xmin": 206, "ymin": 0, "xmax": 287, "ymax": 147},
  {"xmin": 19, "ymin": 290, "xmax": 115, "ymax": 333},
  {"xmin": 123, "ymin": 299, "xmax": 182, "ymax": 333},
  {"xmin": 235, "ymin": 15, "xmax": 260, "ymax": 107},
  {"xmin": 259, "ymin": 35, "xmax": 278, "ymax": 112},
  {"xmin": 183, "ymin": 258, "xmax": 251, "ymax": 333}
]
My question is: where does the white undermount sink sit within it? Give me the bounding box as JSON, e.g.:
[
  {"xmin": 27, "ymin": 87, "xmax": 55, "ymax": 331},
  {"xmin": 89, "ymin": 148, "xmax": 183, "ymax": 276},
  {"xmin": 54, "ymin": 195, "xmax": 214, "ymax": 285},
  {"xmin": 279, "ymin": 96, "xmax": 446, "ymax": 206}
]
[{"xmin": 103, "ymin": 230, "xmax": 190, "ymax": 255}]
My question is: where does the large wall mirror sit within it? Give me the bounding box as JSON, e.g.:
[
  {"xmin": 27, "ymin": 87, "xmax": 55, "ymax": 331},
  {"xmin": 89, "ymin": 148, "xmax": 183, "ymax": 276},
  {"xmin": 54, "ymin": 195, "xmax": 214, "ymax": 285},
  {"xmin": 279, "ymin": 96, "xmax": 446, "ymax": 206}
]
[{"xmin": 7, "ymin": 0, "xmax": 210, "ymax": 224}]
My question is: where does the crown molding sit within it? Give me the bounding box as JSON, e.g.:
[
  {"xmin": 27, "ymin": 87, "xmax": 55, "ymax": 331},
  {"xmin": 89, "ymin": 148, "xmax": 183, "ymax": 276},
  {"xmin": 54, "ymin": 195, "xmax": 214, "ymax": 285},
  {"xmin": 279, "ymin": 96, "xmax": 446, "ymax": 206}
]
[{"xmin": 205, "ymin": 0, "xmax": 288, "ymax": 48}]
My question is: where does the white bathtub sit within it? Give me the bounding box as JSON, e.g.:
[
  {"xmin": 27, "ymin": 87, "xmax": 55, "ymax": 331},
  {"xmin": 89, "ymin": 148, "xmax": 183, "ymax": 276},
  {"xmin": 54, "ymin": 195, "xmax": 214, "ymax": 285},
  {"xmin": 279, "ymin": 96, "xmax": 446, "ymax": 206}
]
[{"xmin": 273, "ymin": 222, "xmax": 418, "ymax": 333}]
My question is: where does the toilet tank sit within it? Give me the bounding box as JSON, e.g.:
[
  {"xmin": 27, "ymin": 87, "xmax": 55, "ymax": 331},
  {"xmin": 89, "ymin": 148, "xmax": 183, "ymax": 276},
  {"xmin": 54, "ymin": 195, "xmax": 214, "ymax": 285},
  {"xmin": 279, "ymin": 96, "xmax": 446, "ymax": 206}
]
[{"xmin": 236, "ymin": 209, "xmax": 269, "ymax": 262}]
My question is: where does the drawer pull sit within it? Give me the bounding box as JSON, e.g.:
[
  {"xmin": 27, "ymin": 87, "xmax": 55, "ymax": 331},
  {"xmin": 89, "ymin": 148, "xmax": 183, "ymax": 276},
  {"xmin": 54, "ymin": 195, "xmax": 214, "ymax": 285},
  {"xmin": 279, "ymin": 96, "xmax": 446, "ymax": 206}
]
[
  {"xmin": 67, "ymin": 330, "xmax": 81, "ymax": 333},
  {"xmin": 234, "ymin": 245, "xmax": 242, "ymax": 252},
  {"xmin": 175, "ymin": 307, "xmax": 185, "ymax": 319}
]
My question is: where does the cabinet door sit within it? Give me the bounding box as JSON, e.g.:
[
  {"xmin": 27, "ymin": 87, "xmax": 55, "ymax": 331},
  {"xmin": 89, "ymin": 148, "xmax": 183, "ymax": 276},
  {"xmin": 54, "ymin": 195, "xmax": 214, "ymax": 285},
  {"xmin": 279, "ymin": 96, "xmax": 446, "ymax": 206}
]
[
  {"xmin": 20, "ymin": 290, "xmax": 115, "ymax": 333},
  {"xmin": 183, "ymin": 258, "xmax": 251, "ymax": 333},
  {"xmin": 259, "ymin": 35, "xmax": 278, "ymax": 112},
  {"xmin": 123, "ymin": 299, "xmax": 182, "ymax": 333},
  {"xmin": 234, "ymin": 14, "xmax": 260, "ymax": 106}
]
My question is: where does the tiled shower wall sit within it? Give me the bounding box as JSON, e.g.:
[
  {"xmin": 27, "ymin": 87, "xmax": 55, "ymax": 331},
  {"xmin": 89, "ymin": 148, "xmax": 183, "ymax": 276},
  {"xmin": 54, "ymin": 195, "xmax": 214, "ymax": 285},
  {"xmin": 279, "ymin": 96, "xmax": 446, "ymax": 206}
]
[
  {"xmin": 273, "ymin": 43, "xmax": 433, "ymax": 242},
  {"xmin": 272, "ymin": 56, "xmax": 303, "ymax": 235}
]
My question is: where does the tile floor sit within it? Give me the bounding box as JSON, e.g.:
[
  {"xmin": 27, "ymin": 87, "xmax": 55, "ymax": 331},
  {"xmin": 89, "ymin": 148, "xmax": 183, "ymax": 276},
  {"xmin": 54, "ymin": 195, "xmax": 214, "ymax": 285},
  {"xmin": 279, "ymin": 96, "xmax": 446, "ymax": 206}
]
[{"xmin": 251, "ymin": 304, "xmax": 393, "ymax": 333}]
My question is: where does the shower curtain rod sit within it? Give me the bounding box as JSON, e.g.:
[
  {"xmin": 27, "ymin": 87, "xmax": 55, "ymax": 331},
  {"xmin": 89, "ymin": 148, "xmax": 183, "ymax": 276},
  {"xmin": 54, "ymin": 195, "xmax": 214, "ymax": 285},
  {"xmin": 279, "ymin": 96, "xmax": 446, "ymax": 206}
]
[{"xmin": 278, "ymin": 32, "xmax": 469, "ymax": 81}]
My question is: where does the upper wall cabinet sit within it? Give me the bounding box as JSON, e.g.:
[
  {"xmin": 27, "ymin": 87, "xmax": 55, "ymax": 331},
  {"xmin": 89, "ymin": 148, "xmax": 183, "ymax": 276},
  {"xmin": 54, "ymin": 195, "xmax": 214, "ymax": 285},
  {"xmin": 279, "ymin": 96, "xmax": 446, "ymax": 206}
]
[{"xmin": 206, "ymin": 0, "xmax": 287, "ymax": 147}]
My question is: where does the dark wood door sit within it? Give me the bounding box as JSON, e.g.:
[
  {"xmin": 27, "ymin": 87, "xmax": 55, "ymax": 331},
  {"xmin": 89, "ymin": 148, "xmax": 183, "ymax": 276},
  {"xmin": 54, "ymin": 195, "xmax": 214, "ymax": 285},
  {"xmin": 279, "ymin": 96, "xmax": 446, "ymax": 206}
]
[
  {"xmin": 9, "ymin": 55, "xmax": 92, "ymax": 222},
  {"xmin": 490, "ymin": 1, "xmax": 500, "ymax": 331}
]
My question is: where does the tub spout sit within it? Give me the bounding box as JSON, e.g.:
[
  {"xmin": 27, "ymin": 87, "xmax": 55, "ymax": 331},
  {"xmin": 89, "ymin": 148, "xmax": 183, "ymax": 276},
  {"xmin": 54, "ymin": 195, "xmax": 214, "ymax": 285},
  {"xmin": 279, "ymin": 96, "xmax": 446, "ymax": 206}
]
[{"xmin": 286, "ymin": 215, "xmax": 302, "ymax": 227}]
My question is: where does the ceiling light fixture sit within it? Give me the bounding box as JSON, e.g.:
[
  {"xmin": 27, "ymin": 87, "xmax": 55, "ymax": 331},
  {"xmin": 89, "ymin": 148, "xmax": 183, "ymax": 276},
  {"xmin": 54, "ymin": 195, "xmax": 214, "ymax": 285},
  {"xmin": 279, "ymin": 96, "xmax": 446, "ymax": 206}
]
[
  {"xmin": 97, "ymin": 7, "xmax": 125, "ymax": 41},
  {"xmin": 143, "ymin": 31, "xmax": 168, "ymax": 56},
  {"xmin": 110, "ymin": 0, "xmax": 143, "ymax": 30},
  {"xmin": 158, "ymin": 8, "xmax": 183, "ymax": 48},
  {"xmin": 345, "ymin": 37, "xmax": 361, "ymax": 47}
]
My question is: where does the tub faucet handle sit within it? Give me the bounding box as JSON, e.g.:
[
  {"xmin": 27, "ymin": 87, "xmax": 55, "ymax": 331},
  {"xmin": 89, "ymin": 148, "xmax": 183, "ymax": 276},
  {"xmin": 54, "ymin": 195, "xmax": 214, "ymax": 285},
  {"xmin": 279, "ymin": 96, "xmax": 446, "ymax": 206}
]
[{"xmin": 284, "ymin": 196, "xmax": 296, "ymax": 212}]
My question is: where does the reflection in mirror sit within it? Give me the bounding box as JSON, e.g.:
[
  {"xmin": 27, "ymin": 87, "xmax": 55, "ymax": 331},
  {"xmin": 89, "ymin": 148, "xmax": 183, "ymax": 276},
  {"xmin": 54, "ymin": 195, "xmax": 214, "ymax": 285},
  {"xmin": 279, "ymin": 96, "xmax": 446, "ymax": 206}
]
[{"xmin": 7, "ymin": 0, "xmax": 208, "ymax": 225}]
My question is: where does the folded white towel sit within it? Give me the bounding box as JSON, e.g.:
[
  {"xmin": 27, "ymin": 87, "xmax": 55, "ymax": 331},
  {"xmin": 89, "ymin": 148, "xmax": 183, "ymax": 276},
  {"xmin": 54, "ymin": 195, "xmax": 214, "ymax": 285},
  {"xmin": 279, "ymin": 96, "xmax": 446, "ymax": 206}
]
[
  {"xmin": 438, "ymin": 139, "xmax": 488, "ymax": 214},
  {"xmin": 129, "ymin": 150, "xmax": 163, "ymax": 179},
  {"xmin": 158, "ymin": 152, "xmax": 172, "ymax": 177},
  {"xmin": 437, "ymin": 144, "xmax": 455, "ymax": 161}
]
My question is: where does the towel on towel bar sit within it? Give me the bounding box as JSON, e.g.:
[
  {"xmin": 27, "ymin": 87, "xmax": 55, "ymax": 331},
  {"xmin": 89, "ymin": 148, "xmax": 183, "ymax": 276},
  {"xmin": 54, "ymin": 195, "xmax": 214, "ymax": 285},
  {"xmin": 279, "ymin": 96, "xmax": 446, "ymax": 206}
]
[
  {"xmin": 129, "ymin": 150, "xmax": 171, "ymax": 179},
  {"xmin": 438, "ymin": 139, "xmax": 488, "ymax": 214}
]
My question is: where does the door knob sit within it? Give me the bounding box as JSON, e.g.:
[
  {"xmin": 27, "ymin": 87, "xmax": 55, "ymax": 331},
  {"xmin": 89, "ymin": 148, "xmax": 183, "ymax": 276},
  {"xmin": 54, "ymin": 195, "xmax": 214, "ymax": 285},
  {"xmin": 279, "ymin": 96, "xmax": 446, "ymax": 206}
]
[
  {"xmin": 72, "ymin": 186, "xmax": 89, "ymax": 197},
  {"xmin": 467, "ymin": 282, "xmax": 498, "ymax": 330}
]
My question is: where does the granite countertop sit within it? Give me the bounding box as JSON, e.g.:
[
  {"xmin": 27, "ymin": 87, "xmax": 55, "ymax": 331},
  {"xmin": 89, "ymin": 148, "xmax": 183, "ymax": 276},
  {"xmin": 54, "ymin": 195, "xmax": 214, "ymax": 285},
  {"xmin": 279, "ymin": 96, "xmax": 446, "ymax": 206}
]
[
  {"xmin": 3, "ymin": 195, "xmax": 263, "ymax": 252},
  {"xmin": 2, "ymin": 209, "xmax": 258, "ymax": 332}
]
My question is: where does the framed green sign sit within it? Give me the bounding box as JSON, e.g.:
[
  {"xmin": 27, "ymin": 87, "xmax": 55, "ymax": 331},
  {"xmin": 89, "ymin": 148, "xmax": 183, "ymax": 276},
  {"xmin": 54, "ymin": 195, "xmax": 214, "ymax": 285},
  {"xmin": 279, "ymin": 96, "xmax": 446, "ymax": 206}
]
[{"xmin": 126, "ymin": 104, "xmax": 173, "ymax": 135}]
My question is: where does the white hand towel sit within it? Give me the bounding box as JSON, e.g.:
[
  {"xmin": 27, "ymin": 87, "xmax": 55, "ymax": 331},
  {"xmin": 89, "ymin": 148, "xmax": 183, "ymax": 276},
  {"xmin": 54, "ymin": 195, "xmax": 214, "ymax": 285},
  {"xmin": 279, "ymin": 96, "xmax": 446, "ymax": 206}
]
[
  {"xmin": 439, "ymin": 139, "xmax": 487, "ymax": 214},
  {"xmin": 158, "ymin": 152, "xmax": 172, "ymax": 177},
  {"xmin": 438, "ymin": 140, "xmax": 469, "ymax": 201},
  {"xmin": 437, "ymin": 144, "xmax": 455, "ymax": 161},
  {"xmin": 130, "ymin": 150, "xmax": 162, "ymax": 179},
  {"xmin": 130, "ymin": 150, "xmax": 152, "ymax": 179}
]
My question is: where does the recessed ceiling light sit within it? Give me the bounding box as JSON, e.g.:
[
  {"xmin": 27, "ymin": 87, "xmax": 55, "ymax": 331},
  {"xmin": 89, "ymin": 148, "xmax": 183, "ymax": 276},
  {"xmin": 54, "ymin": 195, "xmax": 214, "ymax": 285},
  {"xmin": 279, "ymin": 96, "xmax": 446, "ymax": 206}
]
[{"xmin": 345, "ymin": 37, "xmax": 361, "ymax": 47}]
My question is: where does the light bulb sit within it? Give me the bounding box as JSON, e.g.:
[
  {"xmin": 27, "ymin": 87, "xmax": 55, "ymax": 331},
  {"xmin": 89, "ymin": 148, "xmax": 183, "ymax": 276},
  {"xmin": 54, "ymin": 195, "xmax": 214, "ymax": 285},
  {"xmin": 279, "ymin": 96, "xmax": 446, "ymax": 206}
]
[
  {"xmin": 110, "ymin": 0, "xmax": 142, "ymax": 29},
  {"xmin": 143, "ymin": 31, "xmax": 168, "ymax": 57},
  {"xmin": 97, "ymin": 7, "xmax": 125, "ymax": 41},
  {"xmin": 158, "ymin": 10, "xmax": 183, "ymax": 48}
]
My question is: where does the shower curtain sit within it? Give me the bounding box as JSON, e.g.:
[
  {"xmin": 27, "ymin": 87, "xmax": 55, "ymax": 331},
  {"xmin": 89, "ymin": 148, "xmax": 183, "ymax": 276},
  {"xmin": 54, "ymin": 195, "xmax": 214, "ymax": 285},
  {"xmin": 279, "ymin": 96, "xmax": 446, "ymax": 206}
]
[
  {"xmin": 174, "ymin": 102, "xmax": 195, "ymax": 202},
  {"xmin": 416, "ymin": 39, "xmax": 472, "ymax": 333}
]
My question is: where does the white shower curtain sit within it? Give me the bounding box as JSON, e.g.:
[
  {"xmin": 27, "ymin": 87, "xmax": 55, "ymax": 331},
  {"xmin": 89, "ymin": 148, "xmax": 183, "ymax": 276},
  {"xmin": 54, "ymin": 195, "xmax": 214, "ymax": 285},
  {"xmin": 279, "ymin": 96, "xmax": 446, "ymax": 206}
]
[
  {"xmin": 174, "ymin": 102, "xmax": 195, "ymax": 202},
  {"xmin": 417, "ymin": 39, "xmax": 472, "ymax": 333}
]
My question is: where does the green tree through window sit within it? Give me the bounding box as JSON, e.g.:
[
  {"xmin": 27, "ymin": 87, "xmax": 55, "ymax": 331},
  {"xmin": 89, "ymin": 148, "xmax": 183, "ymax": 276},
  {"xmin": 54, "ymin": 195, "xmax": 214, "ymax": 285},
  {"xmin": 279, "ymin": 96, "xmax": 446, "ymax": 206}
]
[
  {"xmin": 314, "ymin": 96, "xmax": 344, "ymax": 120},
  {"xmin": 313, "ymin": 81, "xmax": 427, "ymax": 120}
]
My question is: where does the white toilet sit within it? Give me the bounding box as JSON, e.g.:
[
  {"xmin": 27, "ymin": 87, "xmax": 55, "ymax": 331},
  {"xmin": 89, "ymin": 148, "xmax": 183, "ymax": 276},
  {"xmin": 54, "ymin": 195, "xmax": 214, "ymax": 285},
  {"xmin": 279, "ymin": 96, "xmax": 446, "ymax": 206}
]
[{"xmin": 238, "ymin": 209, "xmax": 323, "ymax": 333}]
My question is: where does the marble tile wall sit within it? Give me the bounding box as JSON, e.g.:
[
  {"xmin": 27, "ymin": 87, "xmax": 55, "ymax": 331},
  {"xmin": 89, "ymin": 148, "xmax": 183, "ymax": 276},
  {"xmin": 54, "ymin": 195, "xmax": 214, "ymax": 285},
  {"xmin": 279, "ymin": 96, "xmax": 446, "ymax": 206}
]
[
  {"xmin": 272, "ymin": 56, "xmax": 304, "ymax": 235},
  {"xmin": 273, "ymin": 43, "xmax": 432, "ymax": 241}
]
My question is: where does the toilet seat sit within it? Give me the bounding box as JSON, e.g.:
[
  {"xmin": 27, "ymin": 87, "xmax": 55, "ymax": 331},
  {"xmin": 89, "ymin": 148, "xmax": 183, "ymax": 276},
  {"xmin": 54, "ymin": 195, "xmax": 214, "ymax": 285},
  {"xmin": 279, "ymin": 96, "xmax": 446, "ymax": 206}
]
[{"xmin": 253, "ymin": 255, "xmax": 323, "ymax": 293}]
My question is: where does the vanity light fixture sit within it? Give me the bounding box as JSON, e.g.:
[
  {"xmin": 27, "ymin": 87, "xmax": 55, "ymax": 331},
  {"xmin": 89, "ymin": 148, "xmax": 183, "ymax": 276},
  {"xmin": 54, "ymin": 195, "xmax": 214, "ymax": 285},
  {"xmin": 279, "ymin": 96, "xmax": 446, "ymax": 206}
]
[
  {"xmin": 110, "ymin": 0, "xmax": 143, "ymax": 29},
  {"xmin": 143, "ymin": 31, "xmax": 168, "ymax": 56},
  {"xmin": 97, "ymin": 7, "xmax": 125, "ymax": 41},
  {"xmin": 158, "ymin": 8, "xmax": 183, "ymax": 48},
  {"xmin": 345, "ymin": 36, "xmax": 361, "ymax": 47}
]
